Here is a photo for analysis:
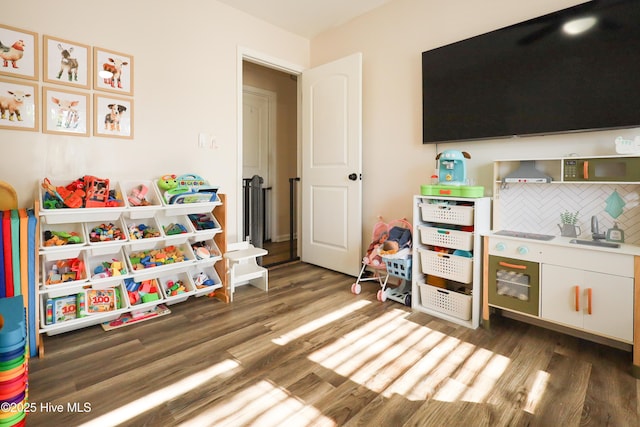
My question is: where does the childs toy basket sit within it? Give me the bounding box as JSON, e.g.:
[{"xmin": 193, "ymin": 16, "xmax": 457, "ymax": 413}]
[
  {"xmin": 419, "ymin": 282, "xmax": 472, "ymax": 321},
  {"xmin": 418, "ymin": 225, "xmax": 473, "ymax": 251},
  {"xmin": 382, "ymin": 255, "xmax": 412, "ymax": 280},
  {"xmin": 419, "ymin": 203, "xmax": 474, "ymax": 226},
  {"xmin": 418, "ymin": 248, "xmax": 473, "ymax": 284}
]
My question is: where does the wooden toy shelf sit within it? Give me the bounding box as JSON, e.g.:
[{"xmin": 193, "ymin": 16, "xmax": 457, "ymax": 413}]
[{"xmin": 35, "ymin": 185, "xmax": 228, "ymax": 353}]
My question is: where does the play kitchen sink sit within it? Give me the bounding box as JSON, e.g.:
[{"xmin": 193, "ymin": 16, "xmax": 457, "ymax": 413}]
[{"xmin": 569, "ymin": 239, "xmax": 620, "ymax": 248}]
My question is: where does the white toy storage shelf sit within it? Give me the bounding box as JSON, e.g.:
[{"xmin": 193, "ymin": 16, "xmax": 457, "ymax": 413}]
[
  {"xmin": 412, "ymin": 195, "xmax": 490, "ymax": 329},
  {"xmin": 36, "ymin": 180, "xmax": 228, "ymax": 338}
]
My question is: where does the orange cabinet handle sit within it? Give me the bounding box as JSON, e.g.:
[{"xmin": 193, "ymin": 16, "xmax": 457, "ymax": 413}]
[
  {"xmin": 587, "ymin": 288, "xmax": 592, "ymax": 315},
  {"xmin": 498, "ymin": 261, "xmax": 527, "ymax": 270},
  {"xmin": 583, "ymin": 161, "xmax": 589, "ymax": 180},
  {"xmin": 575, "ymin": 286, "xmax": 580, "ymax": 311}
]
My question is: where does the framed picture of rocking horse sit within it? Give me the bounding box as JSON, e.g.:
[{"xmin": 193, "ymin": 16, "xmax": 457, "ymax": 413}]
[
  {"xmin": 93, "ymin": 46, "xmax": 133, "ymax": 96},
  {"xmin": 43, "ymin": 35, "xmax": 91, "ymax": 89}
]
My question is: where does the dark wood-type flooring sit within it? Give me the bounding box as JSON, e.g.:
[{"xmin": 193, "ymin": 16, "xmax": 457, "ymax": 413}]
[{"xmin": 28, "ymin": 262, "xmax": 640, "ymax": 426}]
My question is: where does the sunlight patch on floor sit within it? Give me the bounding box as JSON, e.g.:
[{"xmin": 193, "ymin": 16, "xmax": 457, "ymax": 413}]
[
  {"xmin": 307, "ymin": 311, "xmax": 519, "ymax": 406},
  {"xmin": 179, "ymin": 379, "xmax": 334, "ymax": 427},
  {"xmin": 78, "ymin": 359, "xmax": 240, "ymax": 427},
  {"xmin": 524, "ymin": 369, "xmax": 550, "ymax": 414},
  {"xmin": 308, "ymin": 309, "xmax": 411, "ymax": 379},
  {"xmin": 272, "ymin": 300, "xmax": 371, "ymax": 346}
]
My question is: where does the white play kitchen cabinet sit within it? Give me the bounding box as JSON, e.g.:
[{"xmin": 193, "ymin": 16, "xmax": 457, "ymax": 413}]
[
  {"xmin": 36, "ymin": 179, "xmax": 228, "ymax": 337},
  {"xmin": 484, "ymin": 154, "xmax": 640, "ymax": 377}
]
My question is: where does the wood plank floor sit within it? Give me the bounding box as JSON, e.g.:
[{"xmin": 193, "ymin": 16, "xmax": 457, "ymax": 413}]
[{"xmin": 28, "ymin": 262, "xmax": 640, "ymax": 426}]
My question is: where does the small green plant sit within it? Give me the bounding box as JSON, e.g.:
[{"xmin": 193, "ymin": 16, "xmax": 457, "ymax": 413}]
[{"xmin": 560, "ymin": 210, "xmax": 579, "ymax": 225}]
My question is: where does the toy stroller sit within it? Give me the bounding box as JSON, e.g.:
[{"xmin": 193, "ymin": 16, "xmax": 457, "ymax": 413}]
[{"xmin": 351, "ymin": 216, "xmax": 412, "ymax": 305}]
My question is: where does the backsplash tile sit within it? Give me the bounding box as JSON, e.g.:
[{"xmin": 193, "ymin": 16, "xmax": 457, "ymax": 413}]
[{"xmin": 495, "ymin": 183, "xmax": 640, "ymax": 244}]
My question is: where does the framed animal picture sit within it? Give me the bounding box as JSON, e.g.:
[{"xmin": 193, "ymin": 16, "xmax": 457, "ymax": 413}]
[
  {"xmin": 93, "ymin": 94, "xmax": 133, "ymax": 139},
  {"xmin": 93, "ymin": 47, "xmax": 133, "ymax": 96},
  {"xmin": 43, "ymin": 86, "xmax": 89, "ymax": 137},
  {"xmin": 0, "ymin": 78, "xmax": 38, "ymax": 132},
  {"xmin": 43, "ymin": 35, "xmax": 90, "ymax": 89},
  {"xmin": 0, "ymin": 24, "xmax": 39, "ymax": 81}
]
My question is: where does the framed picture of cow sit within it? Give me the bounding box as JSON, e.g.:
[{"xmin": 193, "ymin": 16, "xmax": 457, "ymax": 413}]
[
  {"xmin": 0, "ymin": 78, "xmax": 38, "ymax": 132},
  {"xmin": 43, "ymin": 35, "xmax": 90, "ymax": 89},
  {"xmin": 93, "ymin": 94, "xmax": 133, "ymax": 139},
  {"xmin": 43, "ymin": 86, "xmax": 90, "ymax": 137},
  {"xmin": 93, "ymin": 47, "xmax": 133, "ymax": 96},
  {"xmin": 0, "ymin": 24, "xmax": 39, "ymax": 81}
]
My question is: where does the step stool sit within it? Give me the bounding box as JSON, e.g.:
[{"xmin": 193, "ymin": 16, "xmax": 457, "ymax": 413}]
[{"xmin": 224, "ymin": 242, "xmax": 268, "ymax": 300}]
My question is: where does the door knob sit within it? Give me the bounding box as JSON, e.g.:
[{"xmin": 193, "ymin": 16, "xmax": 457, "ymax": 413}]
[{"xmin": 348, "ymin": 173, "xmax": 358, "ymax": 181}]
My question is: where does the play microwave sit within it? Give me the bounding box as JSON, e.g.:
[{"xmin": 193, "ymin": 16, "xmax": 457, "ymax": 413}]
[{"xmin": 563, "ymin": 156, "xmax": 640, "ymax": 182}]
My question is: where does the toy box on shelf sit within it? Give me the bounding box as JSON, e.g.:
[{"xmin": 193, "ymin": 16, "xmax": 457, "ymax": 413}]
[
  {"xmin": 120, "ymin": 180, "xmax": 165, "ymax": 219},
  {"xmin": 154, "ymin": 173, "xmax": 220, "ymax": 215},
  {"xmin": 39, "ymin": 176, "xmax": 127, "ymax": 224},
  {"xmin": 40, "ymin": 282, "xmax": 129, "ymax": 335}
]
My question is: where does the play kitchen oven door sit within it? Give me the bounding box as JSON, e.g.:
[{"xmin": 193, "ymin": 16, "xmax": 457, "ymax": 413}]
[{"xmin": 487, "ymin": 255, "xmax": 539, "ymax": 316}]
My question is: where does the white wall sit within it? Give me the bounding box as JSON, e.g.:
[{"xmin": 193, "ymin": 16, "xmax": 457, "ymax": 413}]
[
  {"xmin": 311, "ymin": 0, "xmax": 640, "ymax": 237},
  {"xmin": 2, "ymin": 0, "xmax": 309, "ymax": 242}
]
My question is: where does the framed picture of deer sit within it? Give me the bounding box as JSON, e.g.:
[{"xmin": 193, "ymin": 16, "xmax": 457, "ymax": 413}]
[
  {"xmin": 93, "ymin": 47, "xmax": 133, "ymax": 96},
  {"xmin": 43, "ymin": 86, "xmax": 89, "ymax": 137},
  {"xmin": 0, "ymin": 23, "xmax": 39, "ymax": 81},
  {"xmin": 93, "ymin": 94, "xmax": 133, "ymax": 139},
  {"xmin": 43, "ymin": 35, "xmax": 90, "ymax": 89},
  {"xmin": 0, "ymin": 78, "xmax": 38, "ymax": 132}
]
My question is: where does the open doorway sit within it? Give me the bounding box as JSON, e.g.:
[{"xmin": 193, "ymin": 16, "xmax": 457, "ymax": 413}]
[{"xmin": 242, "ymin": 61, "xmax": 299, "ymax": 266}]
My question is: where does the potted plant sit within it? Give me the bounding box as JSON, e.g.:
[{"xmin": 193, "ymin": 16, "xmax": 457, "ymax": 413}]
[{"xmin": 559, "ymin": 210, "xmax": 581, "ymax": 237}]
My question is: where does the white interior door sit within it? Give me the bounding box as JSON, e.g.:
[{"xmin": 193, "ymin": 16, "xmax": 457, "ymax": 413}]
[
  {"xmin": 242, "ymin": 87, "xmax": 272, "ymax": 183},
  {"xmin": 301, "ymin": 53, "xmax": 362, "ymax": 276}
]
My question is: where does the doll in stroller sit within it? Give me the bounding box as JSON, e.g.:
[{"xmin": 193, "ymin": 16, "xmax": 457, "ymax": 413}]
[{"xmin": 351, "ymin": 216, "xmax": 413, "ymax": 305}]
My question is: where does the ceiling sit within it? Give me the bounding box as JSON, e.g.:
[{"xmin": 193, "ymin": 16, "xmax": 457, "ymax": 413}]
[{"xmin": 217, "ymin": 0, "xmax": 396, "ymax": 38}]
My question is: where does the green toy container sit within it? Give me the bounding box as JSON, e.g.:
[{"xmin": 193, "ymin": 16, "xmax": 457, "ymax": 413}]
[{"xmin": 420, "ymin": 184, "xmax": 484, "ymax": 198}]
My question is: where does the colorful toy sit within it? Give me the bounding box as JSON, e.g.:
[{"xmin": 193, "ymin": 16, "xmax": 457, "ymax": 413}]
[
  {"xmin": 88, "ymin": 222, "xmax": 125, "ymax": 242},
  {"xmin": 45, "ymin": 257, "xmax": 85, "ymax": 285},
  {"xmin": 158, "ymin": 174, "xmax": 218, "ymax": 204},
  {"xmin": 85, "ymin": 289, "xmax": 117, "ymax": 313},
  {"xmin": 124, "ymin": 278, "xmax": 160, "ymax": 305},
  {"xmin": 43, "ymin": 230, "xmax": 83, "ymax": 246},
  {"xmin": 193, "ymin": 271, "xmax": 215, "ymax": 288},
  {"xmin": 128, "ymin": 184, "xmax": 150, "ymax": 206},
  {"xmin": 157, "ymin": 174, "xmax": 179, "ymax": 191},
  {"xmin": 128, "ymin": 222, "xmax": 161, "ymax": 240},
  {"xmin": 45, "ymin": 295, "xmax": 78, "ymax": 324},
  {"xmin": 128, "ymin": 245, "xmax": 189, "ymax": 270},
  {"xmin": 41, "ymin": 177, "xmax": 85, "ymax": 208},
  {"xmin": 84, "ymin": 175, "xmax": 110, "ymax": 207}
]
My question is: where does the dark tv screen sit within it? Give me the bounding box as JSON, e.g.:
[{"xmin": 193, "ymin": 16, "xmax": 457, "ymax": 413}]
[{"xmin": 422, "ymin": 0, "xmax": 640, "ymax": 143}]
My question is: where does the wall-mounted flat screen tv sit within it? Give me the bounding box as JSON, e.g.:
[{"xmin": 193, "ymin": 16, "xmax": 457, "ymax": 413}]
[{"xmin": 422, "ymin": 0, "xmax": 640, "ymax": 143}]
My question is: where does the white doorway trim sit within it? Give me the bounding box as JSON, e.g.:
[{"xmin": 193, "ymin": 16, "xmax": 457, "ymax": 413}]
[
  {"xmin": 242, "ymin": 84, "xmax": 277, "ymax": 241},
  {"xmin": 236, "ymin": 46, "xmax": 304, "ymax": 244}
]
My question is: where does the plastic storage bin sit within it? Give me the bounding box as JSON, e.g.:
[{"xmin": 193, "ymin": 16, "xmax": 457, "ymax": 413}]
[
  {"xmin": 40, "ymin": 223, "xmax": 87, "ymax": 252},
  {"xmin": 123, "ymin": 215, "xmax": 165, "ymax": 251},
  {"xmin": 419, "ymin": 248, "xmax": 473, "ymax": 284},
  {"xmin": 155, "ymin": 213, "xmax": 195, "ymax": 244},
  {"xmin": 382, "ymin": 256, "xmax": 412, "ymax": 280},
  {"xmin": 419, "ymin": 202, "xmax": 474, "ymax": 226},
  {"xmin": 120, "ymin": 180, "xmax": 164, "ymax": 219},
  {"xmin": 418, "ymin": 225, "xmax": 474, "ymax": 251},
  {"xmin": 157, "ymin": 271, "xmax": 195, "ymax": 305},
  {"xmin": 39, "ymin": 178, "xmax": 126, "ymax": 224},
  {"xmin": 189, "ymin": 264, "xmax": 223, "ymax": 297},
  {"xmin": 85, "ymin": 248, "xmax": 129, "ymax": 285},
  {"xmin": 419, "ymin": 282, "xmax": 472, "ymax": 321}
]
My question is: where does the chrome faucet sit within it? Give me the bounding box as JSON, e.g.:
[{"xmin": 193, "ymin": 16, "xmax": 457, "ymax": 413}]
[{"xmin": 591, "ymin": 215, "xmax": 606, "ymax": 240}]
